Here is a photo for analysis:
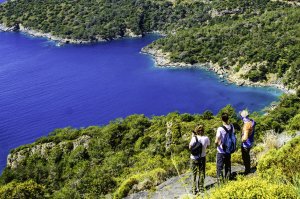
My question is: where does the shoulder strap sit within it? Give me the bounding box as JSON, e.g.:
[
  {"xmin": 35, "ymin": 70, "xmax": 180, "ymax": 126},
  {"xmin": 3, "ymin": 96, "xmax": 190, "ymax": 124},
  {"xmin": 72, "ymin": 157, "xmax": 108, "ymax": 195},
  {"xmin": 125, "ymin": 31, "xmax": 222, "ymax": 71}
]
[
  {"xmin": 194, "ymin": 135, "xmax": 199, "ymax": 143},
  {"xmin": 222, "ymin": 124, "xmax": 233, "ymax": 134}
]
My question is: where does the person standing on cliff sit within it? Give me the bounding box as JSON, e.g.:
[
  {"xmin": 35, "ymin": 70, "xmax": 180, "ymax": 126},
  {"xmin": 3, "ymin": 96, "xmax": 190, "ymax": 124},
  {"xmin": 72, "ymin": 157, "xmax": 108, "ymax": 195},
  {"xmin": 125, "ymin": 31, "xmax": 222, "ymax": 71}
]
[
  {"xmin": 215, "ymin": 113, "xmax": 235, "ymax": 183},
  {"xmin": 240, "ymin": 110, "xmax": 256, "ymax": 175},
  {"xmin": 189, "ymin": 125, "xmax": 210, "ymax": 194}
]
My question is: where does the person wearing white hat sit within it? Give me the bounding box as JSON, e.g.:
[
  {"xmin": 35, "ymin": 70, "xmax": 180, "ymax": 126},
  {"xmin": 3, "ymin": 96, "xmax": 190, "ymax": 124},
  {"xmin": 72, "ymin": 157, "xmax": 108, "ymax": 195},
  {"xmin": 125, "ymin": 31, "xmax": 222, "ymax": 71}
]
[{"xmin": 240, "ymin": 109, "xmax": 256, "ymax": 175}]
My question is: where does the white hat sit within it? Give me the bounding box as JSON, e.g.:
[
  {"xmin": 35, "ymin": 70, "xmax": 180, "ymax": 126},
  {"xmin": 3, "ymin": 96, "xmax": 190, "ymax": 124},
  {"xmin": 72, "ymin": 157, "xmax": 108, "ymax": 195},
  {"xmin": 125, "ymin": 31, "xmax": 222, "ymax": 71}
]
[{"xmin": 240, "ymin": 109, "xmax": 249, "ymax": 118}]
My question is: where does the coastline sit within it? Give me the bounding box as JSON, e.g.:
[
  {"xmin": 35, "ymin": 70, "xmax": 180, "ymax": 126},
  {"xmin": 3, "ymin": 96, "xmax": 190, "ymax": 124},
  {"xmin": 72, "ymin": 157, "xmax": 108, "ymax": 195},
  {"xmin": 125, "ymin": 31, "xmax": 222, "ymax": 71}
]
[
  {"xmin": 141, "ymin": 46, "xmax": 296, "ymax": 94},
  {"xmin": 0, "ymin": 23, "xmax": 163, "ymax": 45},
  {"xmin": 0, "ymin": 23, "xmax": 296, "ymax": 94},
  {"xmin": 0, "ymin": 23, "xmax": 96, "ymax": 45}
]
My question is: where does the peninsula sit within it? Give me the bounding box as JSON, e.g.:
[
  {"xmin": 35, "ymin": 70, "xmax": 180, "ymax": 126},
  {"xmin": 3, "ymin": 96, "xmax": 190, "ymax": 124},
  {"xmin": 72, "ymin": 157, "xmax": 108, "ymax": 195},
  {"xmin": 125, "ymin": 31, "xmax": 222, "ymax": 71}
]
[{"xmin": 0, "ymin": 0, "xmax": 299, "ymax": 91}]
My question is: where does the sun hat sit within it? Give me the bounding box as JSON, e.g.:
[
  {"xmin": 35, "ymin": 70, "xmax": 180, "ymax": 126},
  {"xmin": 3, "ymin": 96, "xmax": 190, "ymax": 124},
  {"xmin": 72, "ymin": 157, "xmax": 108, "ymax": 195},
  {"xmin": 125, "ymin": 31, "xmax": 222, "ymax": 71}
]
[{"xmin": 240, "ymin": 109, "xmax": 249, "ymax": 118}]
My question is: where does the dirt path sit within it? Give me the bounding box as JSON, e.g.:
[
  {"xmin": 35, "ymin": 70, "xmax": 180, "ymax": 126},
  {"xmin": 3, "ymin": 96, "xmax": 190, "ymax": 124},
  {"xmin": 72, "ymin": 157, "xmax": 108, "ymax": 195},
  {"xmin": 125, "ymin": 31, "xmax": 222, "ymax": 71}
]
[{"xmin": 125, "ymin": 165, "xmax": 244, "ymax": 199}]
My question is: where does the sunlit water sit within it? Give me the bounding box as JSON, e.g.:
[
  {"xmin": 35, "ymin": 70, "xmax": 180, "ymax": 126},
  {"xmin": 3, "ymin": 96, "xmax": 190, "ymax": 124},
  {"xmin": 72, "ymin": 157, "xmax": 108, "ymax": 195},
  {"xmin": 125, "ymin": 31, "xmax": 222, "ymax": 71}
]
[{"xmin": 0, "ymin": 32, "xmax": 282, "ymax": 172}]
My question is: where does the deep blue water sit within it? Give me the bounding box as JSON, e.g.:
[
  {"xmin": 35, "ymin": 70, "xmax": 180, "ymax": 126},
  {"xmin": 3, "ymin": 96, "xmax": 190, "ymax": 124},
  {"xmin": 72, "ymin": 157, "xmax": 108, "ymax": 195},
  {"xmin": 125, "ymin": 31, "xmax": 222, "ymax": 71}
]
[{"xmin": 0, "ymin": 31, "xmax": 281, "ymax": 172}]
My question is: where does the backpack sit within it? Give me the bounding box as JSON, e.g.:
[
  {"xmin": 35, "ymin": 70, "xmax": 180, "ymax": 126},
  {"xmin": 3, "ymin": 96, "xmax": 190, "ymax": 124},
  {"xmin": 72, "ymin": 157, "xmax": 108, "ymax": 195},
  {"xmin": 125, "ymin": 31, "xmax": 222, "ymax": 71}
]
[
  {"xmin": 222, "ymin": 124, "xmax": 236, "ymax": 154},
  {"xmin": 190, "ymin": 135, "xmax": 202, "ymax": 157}
]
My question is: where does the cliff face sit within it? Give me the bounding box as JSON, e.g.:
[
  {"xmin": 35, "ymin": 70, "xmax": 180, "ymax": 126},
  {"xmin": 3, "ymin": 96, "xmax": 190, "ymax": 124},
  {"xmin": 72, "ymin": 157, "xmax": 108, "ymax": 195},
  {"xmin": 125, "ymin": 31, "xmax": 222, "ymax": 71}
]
[{"xmin": 7, "ymin": 135, "xmax": 91, "ymax": 169}]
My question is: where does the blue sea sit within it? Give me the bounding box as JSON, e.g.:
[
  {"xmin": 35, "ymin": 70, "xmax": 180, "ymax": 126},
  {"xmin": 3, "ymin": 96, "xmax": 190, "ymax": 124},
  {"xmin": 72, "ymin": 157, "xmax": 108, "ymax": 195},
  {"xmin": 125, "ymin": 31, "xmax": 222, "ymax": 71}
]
[{"xmin": 0, "ymin": 31, "xmax": 281, "ymax": 172}]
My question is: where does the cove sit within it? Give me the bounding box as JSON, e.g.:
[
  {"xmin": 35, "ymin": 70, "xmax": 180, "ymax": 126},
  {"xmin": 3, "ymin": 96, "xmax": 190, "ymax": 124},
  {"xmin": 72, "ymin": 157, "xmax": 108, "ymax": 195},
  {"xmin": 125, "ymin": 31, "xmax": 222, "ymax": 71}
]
[{"xmin": 0, "ymin": 32, "xmax": 281, "ymax": 172}]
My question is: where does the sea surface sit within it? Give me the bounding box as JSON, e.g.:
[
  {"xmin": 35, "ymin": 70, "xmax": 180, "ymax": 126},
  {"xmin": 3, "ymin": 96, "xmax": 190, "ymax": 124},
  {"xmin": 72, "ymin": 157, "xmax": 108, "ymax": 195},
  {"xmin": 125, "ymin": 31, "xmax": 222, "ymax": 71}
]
[{"xmin": 0, "ymin": 32, "xmax": 282, "ymax": 172}]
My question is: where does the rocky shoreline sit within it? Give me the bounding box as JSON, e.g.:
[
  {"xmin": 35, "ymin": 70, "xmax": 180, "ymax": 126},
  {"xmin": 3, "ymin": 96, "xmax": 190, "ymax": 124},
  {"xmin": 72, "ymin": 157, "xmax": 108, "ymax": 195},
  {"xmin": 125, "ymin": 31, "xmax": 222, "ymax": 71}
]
[
  {"xmin": 0, "ymin": 23, "xmax": 97, "ymax": 45},
  {"xmin": 0, "ymin": 23, "xmax": 296, "ymax": 94},
  {"xmin": 141, "ymin": 46, "xmax": 296, "ymax": 94},
  {"xmin": 0, "ymin": 23, "xmax": 145, "ymax": 45}
]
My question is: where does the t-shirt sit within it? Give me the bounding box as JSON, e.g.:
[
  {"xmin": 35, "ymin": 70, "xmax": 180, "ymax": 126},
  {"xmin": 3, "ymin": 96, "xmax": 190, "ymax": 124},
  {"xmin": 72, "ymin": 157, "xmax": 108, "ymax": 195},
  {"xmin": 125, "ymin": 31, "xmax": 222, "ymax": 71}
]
[
  {"xmin": 216, "ymin": 124, "xmax": 235, "ymax": 154},
  {"xmin": 189, "ymin": 135, "xmax": 210, "ymax": 160}
]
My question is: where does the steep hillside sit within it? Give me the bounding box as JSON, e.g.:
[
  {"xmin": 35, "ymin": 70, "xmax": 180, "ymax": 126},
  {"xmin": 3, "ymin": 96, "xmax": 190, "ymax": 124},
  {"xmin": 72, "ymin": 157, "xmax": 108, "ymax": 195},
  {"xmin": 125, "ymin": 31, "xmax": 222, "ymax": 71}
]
[
  {"xmin": 0, "ymin": 91, "xmax": 299, "ymax": 198},
  {"xmin": 205, "ymin": 135, "xmax": 300, "ymax": 199},
  {"xmin": 148, "ymin": 7, "xmax": 300, "ymax": 89}
]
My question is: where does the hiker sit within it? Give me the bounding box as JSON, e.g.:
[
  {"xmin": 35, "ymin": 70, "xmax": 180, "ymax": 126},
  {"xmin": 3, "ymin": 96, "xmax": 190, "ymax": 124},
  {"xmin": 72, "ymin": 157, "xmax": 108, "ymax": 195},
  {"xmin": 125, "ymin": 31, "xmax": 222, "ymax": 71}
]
[
  {"xmin": 240, "ymin": 110, "xmax": 256, "ymax": 175},
  {"xmin": 189, "ymin": 125, "xmax": 210, "ymax": 194},
  {"xmin": 215, "ymin": 113, "xmax": 236, "ymax": 183}
]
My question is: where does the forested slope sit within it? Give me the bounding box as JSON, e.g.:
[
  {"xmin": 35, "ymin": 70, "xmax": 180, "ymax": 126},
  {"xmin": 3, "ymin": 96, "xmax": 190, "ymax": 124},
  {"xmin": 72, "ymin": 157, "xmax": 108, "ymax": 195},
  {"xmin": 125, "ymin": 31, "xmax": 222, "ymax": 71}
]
[
  {"xmin": 150, "ymin": 7, "xmax": 300, "ymax": 89},
  {"xmin": 0, "ymin": 1, "xmax": 300, "ymax": 198},
  {"xmin": 0, "ymin": 0, "xmax": 213, "ymax": 40},
  {"xmin": 0, "ymin": 0, "xmax": 299, "ymax": 88},
  {"xmin": 0, "ymin": 91, "xmax": 299, "ymax": 198}
]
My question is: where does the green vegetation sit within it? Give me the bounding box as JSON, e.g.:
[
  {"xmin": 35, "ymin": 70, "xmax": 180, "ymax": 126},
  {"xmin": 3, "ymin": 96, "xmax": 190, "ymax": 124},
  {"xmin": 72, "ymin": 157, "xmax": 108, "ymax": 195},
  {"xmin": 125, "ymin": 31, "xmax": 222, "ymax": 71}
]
[
  {"xmin": 152, "ymin": 6, "xmax": 300, "ymax": 88},
  {"xmin": 206, "ymin": 130, "xmax": 300, "ymax": 199},
  {"xmin": 257, "ymin": 136, "xmax": 300, "ymax": 183},
  {"xmin": 1, "ymin": 0, "xmax": 299, "ymax": 87},
  {"xmin": 0, "ymin": 92, "xmax": 299, "ymax": 198},
  {"xmin": 0, "ymin": 0, "xmax": 213, "ymax": 40},
  {"xmin": 0, "ymin": 0, "xmax": 300, "ymax": 197},
  {"xmin": 0, "ymin": 180, "xmax": 46, "ymax": 199},
  {"xmin": 206, "ymin": 176, "xmax": 298, "ymax": 199}
]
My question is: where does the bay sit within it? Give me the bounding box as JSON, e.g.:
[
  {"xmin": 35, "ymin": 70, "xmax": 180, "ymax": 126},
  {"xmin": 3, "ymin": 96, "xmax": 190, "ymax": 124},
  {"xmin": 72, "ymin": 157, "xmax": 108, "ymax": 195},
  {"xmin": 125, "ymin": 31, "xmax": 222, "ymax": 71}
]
[{"xmin": 0, "ymin": 32, "xmax": 281, "ymax": 172}]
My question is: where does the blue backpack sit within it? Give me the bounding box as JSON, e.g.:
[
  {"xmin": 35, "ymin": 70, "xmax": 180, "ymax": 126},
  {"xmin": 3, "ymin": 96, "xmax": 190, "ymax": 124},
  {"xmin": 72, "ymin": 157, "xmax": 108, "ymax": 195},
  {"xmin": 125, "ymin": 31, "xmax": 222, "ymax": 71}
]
[{"xmin": 222, "ymin": 124, "xmax": 236, "ymax": 154}]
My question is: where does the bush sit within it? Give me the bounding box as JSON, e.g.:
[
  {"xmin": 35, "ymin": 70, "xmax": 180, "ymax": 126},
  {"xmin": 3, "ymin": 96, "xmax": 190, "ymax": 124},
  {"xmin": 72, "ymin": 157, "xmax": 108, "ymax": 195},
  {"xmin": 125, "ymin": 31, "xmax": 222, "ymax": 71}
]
[
  {"xmin": 114, "ymin": 168, "xmax": 168, "ymax": 199},
  {"xmin": 206, "ymin": 177, "xmax": 298, "ymax": 199},
  {"xmin": 288, "ymin": 114, "xmax": 300, "ymax": 130},
  {"xmin": 257, "ymin": 136, "xmax": 300, "ymax": 183},
  {"xmin": 231, "ymin": 150, "xmax": 243, "ymax": 165},
  {"xmin": 206, "ymin": 162, "xmax": 216, "ymax": 177},
  {"xmin": 0, "ymin": 180, "xmax": 46, "ymax": 199}
]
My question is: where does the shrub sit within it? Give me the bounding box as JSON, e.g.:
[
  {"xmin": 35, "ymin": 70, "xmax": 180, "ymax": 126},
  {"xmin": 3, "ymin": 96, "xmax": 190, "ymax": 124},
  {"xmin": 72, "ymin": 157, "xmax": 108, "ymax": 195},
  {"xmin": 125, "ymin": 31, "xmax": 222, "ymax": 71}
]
[
  {"xmin": 263, "ymin": 131, "xmax": 280, "ymax": 150},
  {"xmin": 288, "ymin": 114, "xmax": 300, "ymax": 131},
  {"xmin": 114, "ymin": 168, "xmax": 168, "ymax": 199},
  {"xmin": 202, "ymin": 111, "xmax": 213, "ymax": 120},
  {"xmin": 206, "ymin": 162, "xmax": 216, "ymax": 177},
  {"xmin": 231, "ymin": 149, "xmax": 243, "ymax": 165},
  {"xmin": 0, "ymin": 180, "xmax": 46, "ymax": 199},
  {"xmin": 257, "ymin": 136, "xmax": 300, "ymax": 183},
  {"xmin": 205, "ymin": 177, "xmax": 298, "ymax": 199}
]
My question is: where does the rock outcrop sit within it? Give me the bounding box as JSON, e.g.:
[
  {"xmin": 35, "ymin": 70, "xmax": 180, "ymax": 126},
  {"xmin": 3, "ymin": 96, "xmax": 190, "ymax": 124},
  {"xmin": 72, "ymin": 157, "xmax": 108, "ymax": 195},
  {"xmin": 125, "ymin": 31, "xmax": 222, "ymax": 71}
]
[
  {"xmin": 165, "ymin": 122, "xmax": 173, "ymax": 151},
  {"xmin": 210, "ymin": 8, "xmax": 243, "ymax": 18},
  {"xmin": 7, "ymin": 135, "xmax": 91, "ymax": 169}
]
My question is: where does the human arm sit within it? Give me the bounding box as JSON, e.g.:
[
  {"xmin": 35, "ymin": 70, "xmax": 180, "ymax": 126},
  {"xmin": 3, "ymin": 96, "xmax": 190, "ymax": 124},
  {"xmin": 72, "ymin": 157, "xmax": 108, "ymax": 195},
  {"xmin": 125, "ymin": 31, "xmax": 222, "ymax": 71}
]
[
  {"xmin": 206, "ymin": 137, "xmax": 210, "ymax": 148},
  {"xmin": 215, "ymin": 128, "xmax": 221, "ymax": 147}
]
